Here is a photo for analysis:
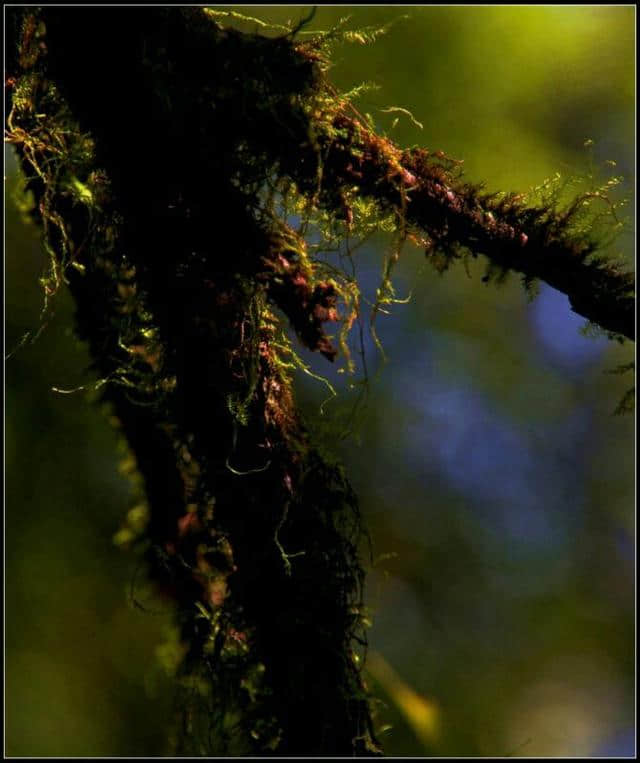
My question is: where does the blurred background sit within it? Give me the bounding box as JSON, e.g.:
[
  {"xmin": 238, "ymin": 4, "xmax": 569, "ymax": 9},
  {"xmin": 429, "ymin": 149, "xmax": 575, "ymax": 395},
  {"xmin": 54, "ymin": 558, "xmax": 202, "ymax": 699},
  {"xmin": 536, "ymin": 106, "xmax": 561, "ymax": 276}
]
[{"xmin": 5, "ymin": 6, "xmax": 635, "ymax": 757}]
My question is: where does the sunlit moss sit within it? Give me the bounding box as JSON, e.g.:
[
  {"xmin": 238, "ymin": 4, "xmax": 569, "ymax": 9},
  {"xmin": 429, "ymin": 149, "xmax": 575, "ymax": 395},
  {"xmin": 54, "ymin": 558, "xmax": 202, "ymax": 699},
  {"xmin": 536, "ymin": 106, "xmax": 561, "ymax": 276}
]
[{"xmin": 6, "ymin": 5, "xmax": 633, "ymax": 757}]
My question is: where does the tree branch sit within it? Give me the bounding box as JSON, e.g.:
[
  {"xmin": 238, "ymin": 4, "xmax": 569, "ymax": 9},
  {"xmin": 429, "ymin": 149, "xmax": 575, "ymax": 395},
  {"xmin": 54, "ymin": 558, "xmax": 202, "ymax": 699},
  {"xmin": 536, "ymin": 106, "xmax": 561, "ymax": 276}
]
[
  {"xmin": 5, "ymin": 5, "xmax": 634, "ymax": 756},
  {"xmin": 284, "ymin": 112, "xmax": 635, "ymax": 342}
]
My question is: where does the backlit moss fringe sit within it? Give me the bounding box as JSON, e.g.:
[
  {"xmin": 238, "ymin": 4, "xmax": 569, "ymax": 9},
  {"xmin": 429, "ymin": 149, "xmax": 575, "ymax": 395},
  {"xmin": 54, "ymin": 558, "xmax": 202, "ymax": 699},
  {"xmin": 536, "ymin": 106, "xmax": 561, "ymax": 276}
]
[{"xmin": 6, "ymin": 7, "xmax": 634, "ymax": 756}]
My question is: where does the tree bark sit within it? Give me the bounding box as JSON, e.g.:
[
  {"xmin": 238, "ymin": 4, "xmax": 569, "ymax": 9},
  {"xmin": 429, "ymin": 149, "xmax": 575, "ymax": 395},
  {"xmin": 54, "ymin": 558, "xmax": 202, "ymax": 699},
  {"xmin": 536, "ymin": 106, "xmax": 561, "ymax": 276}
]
[
  {"xmin": 6, "ymin": 7, "xmax": 380, "ymax": 755},
  {"xmin": 5, "ymin": 5, "xmax": 634, "ymax": 756}
]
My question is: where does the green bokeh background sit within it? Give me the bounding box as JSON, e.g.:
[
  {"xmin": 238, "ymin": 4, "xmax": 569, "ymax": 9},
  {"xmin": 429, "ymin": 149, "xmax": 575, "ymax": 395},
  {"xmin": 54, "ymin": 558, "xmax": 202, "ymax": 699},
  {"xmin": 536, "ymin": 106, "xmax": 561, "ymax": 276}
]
[{"xmin": 5, "ymin": 6, "xmax": 635, "ymax": 757}]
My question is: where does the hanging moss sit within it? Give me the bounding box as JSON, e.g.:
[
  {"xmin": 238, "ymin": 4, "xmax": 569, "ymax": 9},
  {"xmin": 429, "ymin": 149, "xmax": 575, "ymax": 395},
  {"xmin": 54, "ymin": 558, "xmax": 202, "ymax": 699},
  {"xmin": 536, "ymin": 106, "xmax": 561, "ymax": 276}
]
[{"xmin": 5, "ymin": 6, "xmax": 634, "ymax": 756}]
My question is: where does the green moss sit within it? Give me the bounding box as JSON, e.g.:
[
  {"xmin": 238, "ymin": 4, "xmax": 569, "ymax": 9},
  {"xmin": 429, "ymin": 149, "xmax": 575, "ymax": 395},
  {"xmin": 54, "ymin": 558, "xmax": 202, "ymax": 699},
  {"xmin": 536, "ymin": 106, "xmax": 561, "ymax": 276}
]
[{"xmin": 6, "ymin": 6, "xmax": 633, "ymax": 757}]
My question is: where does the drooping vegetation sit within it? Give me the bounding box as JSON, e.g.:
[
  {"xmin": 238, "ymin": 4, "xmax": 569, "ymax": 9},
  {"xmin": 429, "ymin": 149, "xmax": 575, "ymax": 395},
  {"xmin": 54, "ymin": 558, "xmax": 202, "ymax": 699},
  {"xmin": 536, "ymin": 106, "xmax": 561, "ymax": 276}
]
[{"xmin": 5, "ymin": 7, "xmax": 634, "ymax": 755}]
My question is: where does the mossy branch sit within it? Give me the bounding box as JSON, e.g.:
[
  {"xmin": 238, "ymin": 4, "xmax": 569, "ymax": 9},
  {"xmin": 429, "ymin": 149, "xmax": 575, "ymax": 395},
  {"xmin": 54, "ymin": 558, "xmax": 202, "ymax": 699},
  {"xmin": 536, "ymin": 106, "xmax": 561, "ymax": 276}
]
[
  {"xmin": 5, "ymin": 6, "xmax": 634, "ymax": 757},
  {"xmin": 309, "ymin": 115, "xmax": 635, "ymax": 341}
]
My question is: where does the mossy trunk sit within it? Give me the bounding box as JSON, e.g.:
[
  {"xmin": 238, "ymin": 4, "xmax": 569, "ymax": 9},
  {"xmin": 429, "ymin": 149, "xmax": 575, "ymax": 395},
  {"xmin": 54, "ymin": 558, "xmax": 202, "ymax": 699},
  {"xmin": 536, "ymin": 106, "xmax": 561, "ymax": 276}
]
[{"xmin": 6, "ymin": 8, "xmax": 379, "ymax": 755}]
